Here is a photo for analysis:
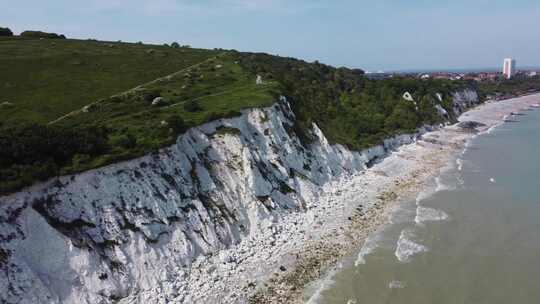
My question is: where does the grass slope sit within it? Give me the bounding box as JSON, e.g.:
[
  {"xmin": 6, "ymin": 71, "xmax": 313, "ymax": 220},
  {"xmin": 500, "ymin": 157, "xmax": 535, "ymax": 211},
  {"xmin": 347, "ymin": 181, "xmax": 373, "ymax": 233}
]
[
  {"xmin": 0, "ymin": 37, "xmax": 279, "ymax": 194},
  {"xmin": 0, "ymin": 37, "xmax": 218, "ymax": 124}
]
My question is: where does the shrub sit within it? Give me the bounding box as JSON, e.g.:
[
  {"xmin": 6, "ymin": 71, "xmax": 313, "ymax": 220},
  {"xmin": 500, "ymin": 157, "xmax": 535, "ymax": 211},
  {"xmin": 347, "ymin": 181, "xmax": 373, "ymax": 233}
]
[
  {"xmin": 171, "ymin": 42, "xmax": 180, "ymax": 48},
  {"xmin": 20, "ymin": 30, "xmax": 66, "ymax": 39},
  {"xmin": 204, "ymin": 111, "xmax": 222, "ymax": 123},
  {"xmin": 183, "ymin": 100, "xmax": 202, "ymax": 112},
  {"xmin": 140, "ymin": 89, "xmax": 161, "ymax": 102},
  {"xmin": 223, "ymin": 110, "xmax": 242, "ymax": 118},
  {"xmin": 0, "ymin": 27, "xmax": 13, "ymax": 37},
  {"xmin": 72, "ymin": 153, "xmax": 91, "ymax": 165},
  {"xmin": 214, "ymin": 126, "xmax": 241, "ymax": 136},
  {"xmin": 0, "ymin": 124, "xmax": 109, "ymax": 194},
  {"xmin": 166, "ymin": 115, "xmax": 187, "ymax": 134},
  {"xmin": 112, "ymin": 134, "xmax": 137, "ymax": 149}
]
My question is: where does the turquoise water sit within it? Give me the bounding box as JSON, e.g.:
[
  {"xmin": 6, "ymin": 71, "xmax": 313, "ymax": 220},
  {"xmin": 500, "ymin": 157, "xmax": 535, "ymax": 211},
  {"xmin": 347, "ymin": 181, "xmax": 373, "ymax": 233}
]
[{"xmin": 307, "ymin": 108, "xmax": 540, "ymax": 304}]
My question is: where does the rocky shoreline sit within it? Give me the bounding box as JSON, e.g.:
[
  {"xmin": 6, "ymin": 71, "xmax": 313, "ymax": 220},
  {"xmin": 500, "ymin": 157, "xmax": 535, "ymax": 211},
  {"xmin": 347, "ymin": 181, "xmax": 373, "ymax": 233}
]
[
  {"xmin": 247, "ymin": 93, "xmax": 540, "ymax": 303},
  {"xmin": 2, "ymin": 92, "xmax": 538, "ymax": 304}
]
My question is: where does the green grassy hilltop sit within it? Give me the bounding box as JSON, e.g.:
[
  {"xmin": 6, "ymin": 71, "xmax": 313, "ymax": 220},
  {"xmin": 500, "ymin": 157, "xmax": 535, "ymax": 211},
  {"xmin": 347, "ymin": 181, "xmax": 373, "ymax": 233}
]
[
  {"xmin": 2, "ymin": 32, "xmax": 537, "ymax": 195},
  {"xmin": 0, "ymin": 36, "xmax": 282, "ymax": 194},
  {"xmin": 0, "ymin": 37, "xmax": 218, "ymax": 124}
]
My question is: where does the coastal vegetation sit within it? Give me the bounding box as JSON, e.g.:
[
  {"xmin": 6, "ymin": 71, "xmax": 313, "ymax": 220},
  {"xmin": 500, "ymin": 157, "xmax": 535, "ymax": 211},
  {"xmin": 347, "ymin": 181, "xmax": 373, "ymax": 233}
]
[
  {"xmin": 477, "ymin": 75, "xmax": 540, "ymax": 99},
  {"xmin": 0, "ymin": 27, "xmax": 12, "ymax": 37},
  {"xmin": 235, "ymin": 52, "xmax": 462, "ymax": 149},
  {"xmin": 20, "ymin": 30, "xmax": 66, "ymax": 39},
  {"xmin": 0, "ymin": 33, "xmax": 538, "ymax": 195}
]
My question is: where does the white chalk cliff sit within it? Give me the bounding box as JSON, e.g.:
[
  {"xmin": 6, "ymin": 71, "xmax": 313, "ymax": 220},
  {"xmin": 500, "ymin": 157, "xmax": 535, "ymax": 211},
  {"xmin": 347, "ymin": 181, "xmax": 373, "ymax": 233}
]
[{"xmin": 0, "ymin": 90, "xmax": 478, "ymax": 304}]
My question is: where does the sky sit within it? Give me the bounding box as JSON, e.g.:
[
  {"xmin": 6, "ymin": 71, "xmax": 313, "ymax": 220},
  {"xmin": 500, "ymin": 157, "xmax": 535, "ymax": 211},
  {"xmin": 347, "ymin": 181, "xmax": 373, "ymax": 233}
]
[{"xmin": 3, "ymin": 0, "xmax": 540, "ymax": 71}]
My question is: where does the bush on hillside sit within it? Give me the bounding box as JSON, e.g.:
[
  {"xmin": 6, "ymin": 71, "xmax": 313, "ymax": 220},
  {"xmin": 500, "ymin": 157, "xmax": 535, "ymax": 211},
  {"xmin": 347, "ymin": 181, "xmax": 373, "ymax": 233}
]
[
  {"xmin": 20, "ymin": 30, "xmax": 66, "ymax": 39},
  {"xmin": 183, "ymin": 100, "xmax": 202, "ymax": 112},
  {"xmin": 235, "ymin": 52, "xmax": 465, "ymax": 149},
  {"xmin": 0, "ymin": 124, "xmax": 109, "ymax": 194},
  {"xmin": 204, "ymin": 111, "xmax": 222, "ymax": 123},
  {"xmin": 166, "ymin": 115, "xmax": 187, "ymax": 134},
  {"xmin": 0, "ymin": 27, "xmax": 13, "ymax": 36},
  {"xmin": 171, "ymin": 42, "xmax": 180, "ymax": 48},
  {"xmin": 111, "ymin": 133, "xmax": 137, "ymax": 149},
  {"xmin": 140, "ymin": 89, "xmax": 161, "ymax": 102}
]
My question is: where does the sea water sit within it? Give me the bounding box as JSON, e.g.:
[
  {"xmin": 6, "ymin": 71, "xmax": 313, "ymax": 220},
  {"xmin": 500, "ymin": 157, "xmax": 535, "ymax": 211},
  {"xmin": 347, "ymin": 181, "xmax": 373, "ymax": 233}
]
[{"xmin": 305, "ymin": 108, "xmax": 540, "ymax": 304}]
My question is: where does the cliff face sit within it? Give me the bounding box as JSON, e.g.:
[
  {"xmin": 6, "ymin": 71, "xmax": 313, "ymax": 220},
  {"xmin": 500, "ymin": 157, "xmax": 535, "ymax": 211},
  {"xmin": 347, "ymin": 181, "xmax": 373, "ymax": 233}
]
[
  {"xmin": 452, "ymin": 89, "xmax": 479, "ymax": 115},
  {"xmin": 0, "ymin": 91, "xmax": 479, "ymax": 304}
]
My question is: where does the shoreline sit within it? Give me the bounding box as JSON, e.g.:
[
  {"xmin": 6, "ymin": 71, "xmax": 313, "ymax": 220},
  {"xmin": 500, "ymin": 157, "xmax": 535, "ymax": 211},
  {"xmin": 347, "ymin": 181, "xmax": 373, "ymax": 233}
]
[
  {"xmin": 2, "ymin": 93, "xmax": 538, "ymax": 304},
  {"xmin": 244, "ymin": 93, "xmax": 540, "ymax": 303}
]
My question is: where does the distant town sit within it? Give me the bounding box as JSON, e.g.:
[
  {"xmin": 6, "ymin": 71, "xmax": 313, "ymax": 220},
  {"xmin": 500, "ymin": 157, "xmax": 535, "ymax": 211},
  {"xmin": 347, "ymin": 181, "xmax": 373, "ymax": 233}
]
[{"xmin": 365, "ymin": 58, "xmax": 539, "ymax": 83}]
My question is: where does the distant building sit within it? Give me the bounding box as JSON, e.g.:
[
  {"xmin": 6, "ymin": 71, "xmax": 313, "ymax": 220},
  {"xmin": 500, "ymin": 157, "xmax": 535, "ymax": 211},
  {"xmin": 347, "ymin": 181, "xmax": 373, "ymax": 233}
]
[{"xmin": 503, "ymin": 58, "xmax": 516, "ymax": 79}]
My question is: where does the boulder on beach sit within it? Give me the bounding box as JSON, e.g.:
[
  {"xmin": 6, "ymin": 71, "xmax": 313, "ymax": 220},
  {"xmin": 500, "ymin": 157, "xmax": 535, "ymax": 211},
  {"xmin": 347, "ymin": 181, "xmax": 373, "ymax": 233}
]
[{"xmin": 457, "ymin": 121, "xmax": 486, "ymax": 131}]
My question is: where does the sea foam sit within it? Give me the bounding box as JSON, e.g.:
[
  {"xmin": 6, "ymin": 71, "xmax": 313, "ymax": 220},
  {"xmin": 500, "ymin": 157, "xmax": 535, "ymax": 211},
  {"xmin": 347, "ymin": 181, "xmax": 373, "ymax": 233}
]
[
  {"xmin": 435, "ymin": 176, "xmax": 455, "ymax": 192},
  {"xmin": 305, "ymin": 264, "xmax": 341, "ymax": 304},
  {"xmin": 414, "ymin": 206, "xmax": 449, "ymax": 224},
  {"xmin": 456, "ymin": 158, "xmax": 463, "ymax": 171},
  {"xmin": 388, "ymin": 280, "xmax": 406, "ymax": 289},
  {"xmin": 415, "ymin": 188, "xmax": 436, "ymax": 206},
  {"xmin": 354, "ymin": 235, "xmax": 380, "ymax": 266},
  {"xmin": 395, "ymin": 229, "xmax": 428, "ymax": 263}
]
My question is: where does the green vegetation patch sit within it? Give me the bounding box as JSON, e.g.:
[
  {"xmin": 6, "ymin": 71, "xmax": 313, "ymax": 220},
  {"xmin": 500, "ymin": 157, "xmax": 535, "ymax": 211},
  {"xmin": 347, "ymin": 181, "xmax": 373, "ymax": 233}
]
[
  {"xmin": 235, "ymin": 52, "xmax": 466, "ymax": 150},
  {"xmin": 213, "ymin": 126, "xmax": 242, "ymax": 137},
  {"xmin": 0, "ymin": 36, "xmax": 218, "ymax": 124},
  {"xmin": 477, "ymin": 76, "xmax": 540, "ymax": 99},
  {"xmin": 0, "ymin": 40, "xmax": 278, "ymax": 194},
  {"xmin": 0, "ymin": 27, "xmax": 13, "ymax": 37},
  {"xmin": 20, "ymin": 30, "xmax": 66, "ymax": 39}
]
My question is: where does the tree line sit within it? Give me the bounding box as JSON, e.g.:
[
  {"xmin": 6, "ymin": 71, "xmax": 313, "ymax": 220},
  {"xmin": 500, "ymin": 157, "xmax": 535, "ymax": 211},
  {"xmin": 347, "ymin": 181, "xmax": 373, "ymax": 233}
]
[
  {"xmin": 0, "ymin": 124, "xmax": 108, "ymax": 194},
  {"xmin": 235, "ymin": 52, "xmax": 463, "ymax": 149}
]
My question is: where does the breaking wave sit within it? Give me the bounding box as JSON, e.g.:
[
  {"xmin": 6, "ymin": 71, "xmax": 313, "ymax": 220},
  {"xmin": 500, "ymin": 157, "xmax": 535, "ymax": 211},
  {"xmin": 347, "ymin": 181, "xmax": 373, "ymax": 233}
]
[
  {"xmin": 354, "ymin": 234, "xmax": 381, "ymax": 266},
  {"xmin": 305, "ymin": 264, "xmax": 341, "ymax": 304},
  {"xmin": 435, "ymin": 176, "xmax": 455, "ymax": 192},
  {"xmin": 461, "ymin": 138, "xmax": 473, "ymax": 156},
  {"xmin": 456, "ymin": 158, "xmax": 463, "ymax": 171},
  {"xmin": 485, "ymin": 124, "xmax": 498, "ymax": 134},
  {"xmin": 415, "ymin": 187, "xmax": 436, "ymax": 206}
]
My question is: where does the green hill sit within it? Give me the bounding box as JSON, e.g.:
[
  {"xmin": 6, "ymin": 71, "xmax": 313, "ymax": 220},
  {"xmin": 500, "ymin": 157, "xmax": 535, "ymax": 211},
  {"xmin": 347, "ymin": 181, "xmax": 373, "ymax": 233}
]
[
  {"xmin": 3, "ymin": 34, "xmax": 538, "ymax": 195},
  {"xmin": 0, "ymin": 36, "xmax": 281, "ymax": 194},
  {"xmin": 0, "ymin": 37, "xmax": 221, "ymax": 124}
]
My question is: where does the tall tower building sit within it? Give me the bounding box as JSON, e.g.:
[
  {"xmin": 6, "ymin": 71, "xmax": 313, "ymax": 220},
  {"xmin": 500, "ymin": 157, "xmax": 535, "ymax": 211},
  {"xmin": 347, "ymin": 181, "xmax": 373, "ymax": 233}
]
[{"xmin": 503, "ymin": 58, "xmax": 516, "ymax": 79}]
